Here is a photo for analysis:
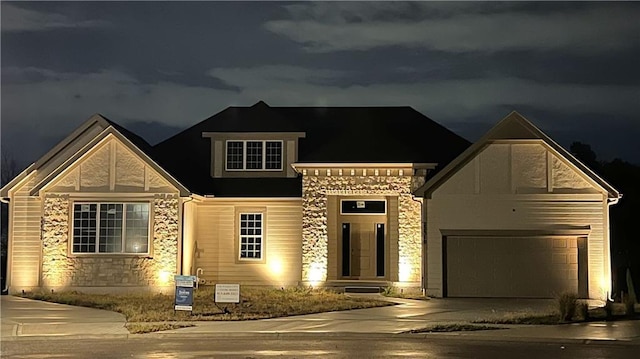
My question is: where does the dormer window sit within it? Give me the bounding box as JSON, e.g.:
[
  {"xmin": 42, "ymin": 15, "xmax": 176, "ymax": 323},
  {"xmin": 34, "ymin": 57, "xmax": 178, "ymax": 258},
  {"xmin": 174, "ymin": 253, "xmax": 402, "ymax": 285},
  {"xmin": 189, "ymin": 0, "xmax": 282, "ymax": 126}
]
[{"xmin": 226, "ymin": 140, "xmax": 283, "ymax": 171}]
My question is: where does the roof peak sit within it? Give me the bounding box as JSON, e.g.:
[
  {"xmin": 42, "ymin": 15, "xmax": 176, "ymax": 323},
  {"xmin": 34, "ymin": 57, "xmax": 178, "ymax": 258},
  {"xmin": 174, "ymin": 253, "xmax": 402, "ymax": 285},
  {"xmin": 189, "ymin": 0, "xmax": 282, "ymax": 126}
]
[{"xmin": 251, "ymin": 100, "xmax": 270, "ymax": 107}]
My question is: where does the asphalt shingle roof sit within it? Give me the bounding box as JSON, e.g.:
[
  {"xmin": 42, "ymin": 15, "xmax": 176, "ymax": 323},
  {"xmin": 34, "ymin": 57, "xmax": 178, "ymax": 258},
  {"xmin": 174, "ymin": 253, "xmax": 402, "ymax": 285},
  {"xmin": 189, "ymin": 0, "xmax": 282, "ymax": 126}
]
[{"xmin": 153, "ymin": 101, "xmax": 471, "ymax": 196}]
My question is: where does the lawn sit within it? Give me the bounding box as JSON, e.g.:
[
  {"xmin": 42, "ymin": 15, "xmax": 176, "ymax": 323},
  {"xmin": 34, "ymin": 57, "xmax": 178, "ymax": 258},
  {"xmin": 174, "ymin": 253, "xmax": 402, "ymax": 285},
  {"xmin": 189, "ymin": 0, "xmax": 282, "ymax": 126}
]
[
  {"xmin": 22, "ymin": 286, "xmax": 394, "ymax": 322},
  {"xmin": 473, "ymin": 302, "xmax": 639, "ymax": 325}
]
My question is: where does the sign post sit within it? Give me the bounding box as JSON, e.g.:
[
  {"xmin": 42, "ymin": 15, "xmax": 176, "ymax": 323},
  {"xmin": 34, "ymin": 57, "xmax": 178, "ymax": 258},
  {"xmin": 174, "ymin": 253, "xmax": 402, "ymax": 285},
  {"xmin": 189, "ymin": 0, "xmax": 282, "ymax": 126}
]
[{"xmin": 174, "ymin": 275, "xmax": 196, "ymax": 312}]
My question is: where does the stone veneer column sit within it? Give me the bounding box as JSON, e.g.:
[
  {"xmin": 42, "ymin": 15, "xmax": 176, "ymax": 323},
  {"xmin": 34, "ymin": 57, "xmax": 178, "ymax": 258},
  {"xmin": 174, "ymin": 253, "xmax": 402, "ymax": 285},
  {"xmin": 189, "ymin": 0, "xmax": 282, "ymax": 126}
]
[
  {"xmin": 397, "ymin": 193, "xmax": 422, "ymax": 282},
  {"xmin": 300, "ymin": 172, "xmax": 422, "ymax": 284},
  {"xmin": 301, "ymin": 176, "xmax": 329, "ymax": 282},
  {"xmin": 42, "ymin": 195, "xmax": 72, "ymax": 287},
  {"xmin": 151, "ymin": 195, "xmax": 179, "ymax": 286}
]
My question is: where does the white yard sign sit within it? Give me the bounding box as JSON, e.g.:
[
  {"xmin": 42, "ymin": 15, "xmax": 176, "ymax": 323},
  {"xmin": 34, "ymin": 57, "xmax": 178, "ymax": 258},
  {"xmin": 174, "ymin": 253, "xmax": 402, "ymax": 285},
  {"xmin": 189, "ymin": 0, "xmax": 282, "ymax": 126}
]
[{"xmin": 215, "ymin": 284, "xmax": 240, "ymax": 303}]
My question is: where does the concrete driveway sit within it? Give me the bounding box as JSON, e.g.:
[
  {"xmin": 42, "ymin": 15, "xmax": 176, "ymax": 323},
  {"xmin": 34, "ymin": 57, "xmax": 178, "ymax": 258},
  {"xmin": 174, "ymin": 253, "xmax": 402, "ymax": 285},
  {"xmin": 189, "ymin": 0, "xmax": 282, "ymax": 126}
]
[
  {"xmin": 153, "ymin": 296, "xmax": 558, "ymax": 335},
  {"xmin": 1, "ymin": 295, "xmax": 128, "ymax": 338},
  {"xmin": 2, "ymin": 294, "xmax": 639, "ymax": 344}
]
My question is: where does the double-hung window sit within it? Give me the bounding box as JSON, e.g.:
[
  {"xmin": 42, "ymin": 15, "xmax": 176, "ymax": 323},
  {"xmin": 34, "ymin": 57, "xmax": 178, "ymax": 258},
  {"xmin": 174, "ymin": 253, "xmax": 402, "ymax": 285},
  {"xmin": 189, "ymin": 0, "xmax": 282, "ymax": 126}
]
[
  {"xmin": 239, "ymin": 213, "xmax": 263, "ymax": 260},
  {"xmin": 72, "ymin": 203, "xmax": 150, "ymax": 254},
  {"xmin": 226, "ymin": 140, "xmax": 282, "ymax": 171}
]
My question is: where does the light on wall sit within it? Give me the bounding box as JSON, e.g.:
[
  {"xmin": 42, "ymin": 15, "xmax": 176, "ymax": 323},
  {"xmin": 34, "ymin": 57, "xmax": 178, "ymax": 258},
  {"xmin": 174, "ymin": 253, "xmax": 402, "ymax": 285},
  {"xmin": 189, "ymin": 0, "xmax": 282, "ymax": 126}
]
[
  {"xmin": 599, "ymin": 275, "xmax": 611, "ymax": 301},
  {"xmin": 268, "ymin": 257, "xmax": 284, "ymax": 277},
  {"xmin": 398, "ymin": 257, "xmax": 412, "ymax": 282},
  {"xmin": 157, "ymin": 270, "xmax": 172, "ymax": 286},
  {"xmin": 308, "ymin": 262, "xmax": 325, "ymax": 286}
]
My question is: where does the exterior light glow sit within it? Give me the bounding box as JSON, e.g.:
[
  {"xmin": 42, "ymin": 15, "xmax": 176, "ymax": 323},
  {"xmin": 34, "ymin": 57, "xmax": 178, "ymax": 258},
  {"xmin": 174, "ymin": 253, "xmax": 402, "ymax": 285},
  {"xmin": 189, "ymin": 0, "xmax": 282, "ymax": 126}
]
[
  {"xmin": 308, "ymin": 262, "xmax": 325, "ymax": 286},
  {"xmin": 399, "ymin": 257, "xmax": 412, "ymax": 282},
  {"xmin": 268, "ymin": 258, "xmax": 284, "ymax": 277},
  {"xmin": 158, "ymin": 270, "xmax": 172, "ymax": 286}
]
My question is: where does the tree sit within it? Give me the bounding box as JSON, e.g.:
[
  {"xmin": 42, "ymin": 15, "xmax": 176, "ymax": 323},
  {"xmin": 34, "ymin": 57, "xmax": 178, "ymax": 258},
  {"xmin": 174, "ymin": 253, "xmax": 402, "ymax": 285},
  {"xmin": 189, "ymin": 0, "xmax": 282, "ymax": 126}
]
[
  {"xmin": 1, "ymin": 150, "xmax": 20, "ymax": 291},
  {"xmin": 570, "ymin": 141, "xmax": 600, "ymax": 173}
]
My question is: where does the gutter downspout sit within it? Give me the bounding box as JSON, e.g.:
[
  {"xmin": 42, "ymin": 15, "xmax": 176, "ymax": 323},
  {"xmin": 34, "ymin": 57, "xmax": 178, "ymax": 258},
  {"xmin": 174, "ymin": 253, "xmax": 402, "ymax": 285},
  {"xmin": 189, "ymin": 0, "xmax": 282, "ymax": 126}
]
[
  {"xmin": 1, "ymin": 197, "xmax": 10, "ymax": 293},
  {"xmin": 410, "ymin": 195, "xmax": 425, "ymax": 294},
  {"xmin": 605, "ymin": 194, "xmax": 622, "ymax": 301},
  {"xmin": 179, "ymin": 195, "xmax": 195, "ymax": 276}
]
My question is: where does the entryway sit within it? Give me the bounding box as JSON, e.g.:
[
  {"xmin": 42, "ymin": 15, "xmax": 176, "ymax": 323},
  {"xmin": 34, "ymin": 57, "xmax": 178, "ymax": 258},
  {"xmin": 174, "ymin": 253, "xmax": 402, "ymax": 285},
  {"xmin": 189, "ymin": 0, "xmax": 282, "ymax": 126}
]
[{"xmin": 339, "ymin": 199, "xmax": 387, "ymax": 280}]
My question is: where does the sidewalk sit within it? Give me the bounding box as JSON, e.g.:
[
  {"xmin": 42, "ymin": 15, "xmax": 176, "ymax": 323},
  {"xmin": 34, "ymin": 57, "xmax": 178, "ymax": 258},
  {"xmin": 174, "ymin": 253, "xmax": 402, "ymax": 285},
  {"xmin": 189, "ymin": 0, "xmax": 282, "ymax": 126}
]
[{"xmin": 2, "ymin": 294, "xmax": 639, "ymax": 344}]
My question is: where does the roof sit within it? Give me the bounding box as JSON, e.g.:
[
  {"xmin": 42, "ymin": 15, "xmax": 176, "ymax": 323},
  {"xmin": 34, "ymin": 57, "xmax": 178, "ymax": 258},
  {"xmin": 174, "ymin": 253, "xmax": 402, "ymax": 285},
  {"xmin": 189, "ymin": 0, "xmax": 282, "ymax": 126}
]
[
  {"xmin": 153, "ymin": 101, "xmax": 471, "ymax": 196},
  {"xmin": 414, "ymin": 111, "xmax": 621, "ymax": 199},
  {"xmin": 1, "ymin": 114, "xmax": 190, "ymax": 198}
]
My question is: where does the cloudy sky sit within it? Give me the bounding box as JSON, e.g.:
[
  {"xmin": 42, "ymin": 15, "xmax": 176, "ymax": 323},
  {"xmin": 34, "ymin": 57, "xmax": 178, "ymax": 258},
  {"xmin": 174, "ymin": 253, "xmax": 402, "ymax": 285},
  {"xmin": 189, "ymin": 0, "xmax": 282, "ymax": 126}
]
[{"xmin": 2, "ymin": 1, "xmax": 639, "ymax": 170}]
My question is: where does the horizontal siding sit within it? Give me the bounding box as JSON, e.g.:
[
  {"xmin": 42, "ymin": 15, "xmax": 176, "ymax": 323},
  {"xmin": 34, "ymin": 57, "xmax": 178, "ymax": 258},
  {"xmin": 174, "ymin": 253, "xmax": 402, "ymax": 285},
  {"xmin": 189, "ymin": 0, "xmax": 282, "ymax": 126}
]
[
  {"xmin": 426, "ymin": 194, "xmax": 606, "ymax": 299},
  {"xmin": 9, "ymin": 174, "xmax": 42, "ymax": 289},
  {"xmin": 194, "ymin": 199, "xmax": 303, "ymax": 286}
]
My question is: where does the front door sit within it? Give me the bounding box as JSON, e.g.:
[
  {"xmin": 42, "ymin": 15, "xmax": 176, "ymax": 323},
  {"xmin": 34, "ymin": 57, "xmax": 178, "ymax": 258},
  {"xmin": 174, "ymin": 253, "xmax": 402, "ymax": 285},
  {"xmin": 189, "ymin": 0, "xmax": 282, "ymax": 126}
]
[
  {"xmin": 341, "ymin": 221, "xmax": 386, "ymax": 279},
  {"xmin": 350, "ymin": 223, "xmax": 374, "ymax": 277}
]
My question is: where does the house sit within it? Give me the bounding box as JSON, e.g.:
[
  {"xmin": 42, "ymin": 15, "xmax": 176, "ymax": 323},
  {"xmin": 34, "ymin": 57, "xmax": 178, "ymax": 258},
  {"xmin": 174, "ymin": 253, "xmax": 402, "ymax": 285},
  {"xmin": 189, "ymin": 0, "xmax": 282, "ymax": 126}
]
[{"xmin": 0, "ymin": 102, "xmax": 620, "ymax": 299}]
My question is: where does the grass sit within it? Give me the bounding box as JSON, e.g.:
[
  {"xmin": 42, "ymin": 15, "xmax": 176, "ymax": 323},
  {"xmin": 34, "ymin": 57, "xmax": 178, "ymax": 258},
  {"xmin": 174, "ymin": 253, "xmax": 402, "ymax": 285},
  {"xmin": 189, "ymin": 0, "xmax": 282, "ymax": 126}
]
[
  {"xmin": 381, "ymin": 286, "xmax": 430, "ymax": 301},
  {"xmin": 125, "ymin": 322, "xmax": 195, "ymax": 334},
  {"xmin": 22, "ymin": 285, "xmax": 394, "ymax": 322},
  {"xmin": 408, "ymin": 323, "xmax": 505, "ymax": 333},
  {"xmin": 473, "ymin": 302, "xmax": 639, "ymax": 325}
]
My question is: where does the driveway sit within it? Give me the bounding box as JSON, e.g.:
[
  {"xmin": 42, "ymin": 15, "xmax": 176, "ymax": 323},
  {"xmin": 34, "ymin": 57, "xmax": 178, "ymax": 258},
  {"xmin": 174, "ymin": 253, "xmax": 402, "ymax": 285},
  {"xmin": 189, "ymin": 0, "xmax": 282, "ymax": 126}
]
[
  {"xmin": 152, "ymin": 296, "xmax": 558, "ymax": 335},
  {"xmin": 1, "ymin": 295, "xmax": 128, "ymax": 338}
]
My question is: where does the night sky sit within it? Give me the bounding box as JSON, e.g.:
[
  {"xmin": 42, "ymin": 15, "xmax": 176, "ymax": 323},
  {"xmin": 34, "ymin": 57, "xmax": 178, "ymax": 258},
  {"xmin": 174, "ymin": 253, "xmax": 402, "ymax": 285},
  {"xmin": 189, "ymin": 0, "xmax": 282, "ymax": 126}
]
[{"xmin": 2, "ymin": 1, "xmax": 639, "ymax": 171}]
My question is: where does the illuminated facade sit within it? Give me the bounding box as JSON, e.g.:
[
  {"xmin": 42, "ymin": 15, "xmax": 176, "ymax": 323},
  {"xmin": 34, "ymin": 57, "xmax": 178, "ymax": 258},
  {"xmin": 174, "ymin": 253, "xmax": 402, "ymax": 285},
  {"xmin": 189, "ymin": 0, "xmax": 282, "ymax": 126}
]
[{"xmin": 0, "ymin": 105, "xmax": 620, "ymax": 299}]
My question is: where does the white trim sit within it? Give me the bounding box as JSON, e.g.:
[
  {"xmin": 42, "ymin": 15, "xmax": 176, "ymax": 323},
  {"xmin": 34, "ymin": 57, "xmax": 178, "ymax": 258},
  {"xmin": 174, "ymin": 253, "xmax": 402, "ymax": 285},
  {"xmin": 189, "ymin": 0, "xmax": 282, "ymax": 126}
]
[
  {"xmin": 70, "ymin": 201, "xmax": 151, "ymax": 255},
  {"xmin": 238, "ymin": 212, "xmax": 264, "ymax": 261},
  {"xmin": 225, "ymin": 140, "xmax": 284, "ymax": 172},
  {"xmin": 339, "ymin": 199, "xmax": 387, "ymax": 215},
  {"xmin": 292, "ymin": 163, "xmax": 437, "ymax": 169}
]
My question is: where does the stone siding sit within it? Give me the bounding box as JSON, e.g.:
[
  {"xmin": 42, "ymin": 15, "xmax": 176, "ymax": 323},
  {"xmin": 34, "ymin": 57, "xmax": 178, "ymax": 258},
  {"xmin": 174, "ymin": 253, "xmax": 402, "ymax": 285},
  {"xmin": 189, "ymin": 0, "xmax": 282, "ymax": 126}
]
[
  {"xmin": 301, "ymin": 173, "xmax": 422, "ymax": 283},
  {"xmin": 41, "ymin": 194, "xmax": 179, "ymax": 288}
]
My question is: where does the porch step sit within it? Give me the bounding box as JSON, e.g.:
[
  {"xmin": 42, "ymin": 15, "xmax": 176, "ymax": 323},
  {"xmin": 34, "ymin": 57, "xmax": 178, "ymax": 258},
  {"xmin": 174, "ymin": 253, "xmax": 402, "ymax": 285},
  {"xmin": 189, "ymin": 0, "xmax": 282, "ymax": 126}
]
[{"xmin": 344, "ymin": 286, "xmax": 382, "ymax": 294}]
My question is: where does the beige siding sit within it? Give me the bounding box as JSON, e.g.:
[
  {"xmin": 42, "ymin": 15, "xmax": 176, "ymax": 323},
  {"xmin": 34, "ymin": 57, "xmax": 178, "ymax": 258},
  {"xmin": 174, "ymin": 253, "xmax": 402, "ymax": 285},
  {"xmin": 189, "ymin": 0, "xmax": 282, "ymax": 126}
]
[
  {"xmin": 46, "ymin": 136, "xmax": 175, "ymax": 194},
  {"xmin": 194, "ymin": 199, "xmax": 303, "ymax": 286},
  {"xmin": 34, "ymin": 123, "xmax": 106, "ymax": 186},
  {"xmin": 9, "ymin": 174, "xmax": 42, "ymax": 291},
  {"xmin": 427, "ymin": 142, "xmax": 609, "ymax": 299}
]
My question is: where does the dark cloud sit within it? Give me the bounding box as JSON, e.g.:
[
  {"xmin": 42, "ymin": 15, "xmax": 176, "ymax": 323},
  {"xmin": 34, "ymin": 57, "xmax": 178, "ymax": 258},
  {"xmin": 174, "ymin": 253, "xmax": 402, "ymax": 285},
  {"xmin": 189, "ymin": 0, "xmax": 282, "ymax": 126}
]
[{"xmin": 1, "ymin": 1, "xmax": 639, "ymax": 168}]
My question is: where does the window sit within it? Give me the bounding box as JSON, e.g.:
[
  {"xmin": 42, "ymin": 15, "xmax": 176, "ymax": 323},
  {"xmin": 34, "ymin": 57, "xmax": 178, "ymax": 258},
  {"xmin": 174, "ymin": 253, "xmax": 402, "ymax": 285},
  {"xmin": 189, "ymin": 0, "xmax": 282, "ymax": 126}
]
[
  {"xmin": 226, "ymin": 141, "xmax": 244, "ymax": 170},
  {"xmin": 72, "ymin": 203, "xmax": 150, "ymax": 254},
  {"xmin": 239, "ymin": 213, "xmax": 263, "ymax": 259},
  {"xmin": 226, "ymin": 140, "xmax": 282, "ymax": 171}
]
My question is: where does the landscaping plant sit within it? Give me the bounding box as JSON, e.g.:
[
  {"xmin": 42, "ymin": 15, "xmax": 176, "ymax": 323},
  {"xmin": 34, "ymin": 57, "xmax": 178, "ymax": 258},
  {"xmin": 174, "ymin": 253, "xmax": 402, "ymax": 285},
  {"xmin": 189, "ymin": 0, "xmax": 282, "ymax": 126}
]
[
  {"xmin": 557, "ymin": 292, "xmax": 578, "ymax": 322},
  {"xmin": 625, "ymin": 267, "xmax": 637, "ymax": 317}
]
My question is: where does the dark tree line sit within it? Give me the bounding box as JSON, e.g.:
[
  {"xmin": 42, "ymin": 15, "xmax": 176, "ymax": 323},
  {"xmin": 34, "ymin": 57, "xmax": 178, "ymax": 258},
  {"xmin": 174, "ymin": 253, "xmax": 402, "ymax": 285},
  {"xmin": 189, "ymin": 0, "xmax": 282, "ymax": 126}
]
[
  {"xmin": 1, "ymin": 151, "xmax": 19, "ymax": 292},
  {"xmin": 570, "ymin": 142, "xmax": 640, "ymax": 299}
]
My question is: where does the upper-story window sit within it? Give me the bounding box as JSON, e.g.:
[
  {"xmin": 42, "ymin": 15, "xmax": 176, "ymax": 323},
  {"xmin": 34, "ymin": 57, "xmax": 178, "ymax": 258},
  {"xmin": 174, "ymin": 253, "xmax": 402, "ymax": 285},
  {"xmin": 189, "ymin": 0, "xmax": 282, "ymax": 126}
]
[{"xmin": 226, "ymin": 140, "xmax": 282, "ymax": 171}]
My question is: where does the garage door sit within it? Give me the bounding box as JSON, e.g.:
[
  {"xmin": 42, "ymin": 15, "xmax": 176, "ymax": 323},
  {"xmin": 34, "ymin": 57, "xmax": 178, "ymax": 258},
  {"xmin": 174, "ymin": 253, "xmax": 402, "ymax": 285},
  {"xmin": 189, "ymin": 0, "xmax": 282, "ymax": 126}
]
[{"xmin": 445, "ymin": 236, "xmax": 581, "ymax": 298}]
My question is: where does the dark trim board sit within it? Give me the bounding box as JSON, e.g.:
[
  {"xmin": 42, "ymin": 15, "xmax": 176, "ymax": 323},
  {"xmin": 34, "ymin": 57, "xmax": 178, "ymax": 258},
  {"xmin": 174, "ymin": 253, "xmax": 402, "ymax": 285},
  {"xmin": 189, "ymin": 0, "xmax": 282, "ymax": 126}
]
[{"xmin": 442, "ymin": 235, "xmax": 448, "ymax": 297}]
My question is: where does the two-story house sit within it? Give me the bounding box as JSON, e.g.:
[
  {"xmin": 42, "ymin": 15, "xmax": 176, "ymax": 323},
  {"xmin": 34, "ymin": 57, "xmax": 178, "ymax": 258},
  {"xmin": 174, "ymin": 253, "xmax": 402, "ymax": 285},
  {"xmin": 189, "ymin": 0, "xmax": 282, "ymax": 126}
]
[{"xmin": 1, "ymin": 101, "xmax": 620, "ymax": 299}]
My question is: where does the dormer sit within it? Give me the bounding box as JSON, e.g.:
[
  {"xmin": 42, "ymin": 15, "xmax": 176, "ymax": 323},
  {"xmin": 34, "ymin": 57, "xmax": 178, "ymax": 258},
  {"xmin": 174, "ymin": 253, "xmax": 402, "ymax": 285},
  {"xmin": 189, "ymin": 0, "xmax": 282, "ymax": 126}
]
[{"xmin": 203, "ymin": 132, "xmax": 306, "ymax": 178}]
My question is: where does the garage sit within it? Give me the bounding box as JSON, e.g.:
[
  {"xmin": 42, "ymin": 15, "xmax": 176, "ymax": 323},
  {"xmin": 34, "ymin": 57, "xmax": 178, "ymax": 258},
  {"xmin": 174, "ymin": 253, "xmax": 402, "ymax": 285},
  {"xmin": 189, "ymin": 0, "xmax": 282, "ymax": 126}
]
[{"xmin": 444, "ymin": 236, "xmax": 586, "ymax": 298}]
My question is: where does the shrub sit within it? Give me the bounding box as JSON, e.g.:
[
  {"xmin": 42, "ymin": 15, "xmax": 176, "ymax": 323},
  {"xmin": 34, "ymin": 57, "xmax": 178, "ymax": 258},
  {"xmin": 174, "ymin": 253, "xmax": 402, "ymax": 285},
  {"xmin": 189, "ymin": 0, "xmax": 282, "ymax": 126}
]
[
  {"xmin": 577, "ymin": 301, "xmax": 589, "ymax": 321},
  {"xmin": 558, "ymin": 292, "xmax": 578, "ymax": 322},
  {"xmin": 604, "ymin": 299, "xmax": 614, "ymax": 319},
  {"xmin": 624, "ymin": 296, "xmax": 636, "ymax": 317}
]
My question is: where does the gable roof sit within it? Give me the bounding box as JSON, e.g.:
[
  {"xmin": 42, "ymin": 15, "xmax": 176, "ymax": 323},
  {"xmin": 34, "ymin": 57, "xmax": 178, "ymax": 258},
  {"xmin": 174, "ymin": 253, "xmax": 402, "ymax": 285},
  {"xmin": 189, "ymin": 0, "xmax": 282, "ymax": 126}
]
[
  {"xmin": 1, "ymin": 114, "xmax": 190, "ymax": 198},
  {"xmin": 153, "ymin": 101, "xmax": 471, "ymax": 196},
  {"xmin": 414, "ymin": 111, "xmax": 621, "ymax": 199}
]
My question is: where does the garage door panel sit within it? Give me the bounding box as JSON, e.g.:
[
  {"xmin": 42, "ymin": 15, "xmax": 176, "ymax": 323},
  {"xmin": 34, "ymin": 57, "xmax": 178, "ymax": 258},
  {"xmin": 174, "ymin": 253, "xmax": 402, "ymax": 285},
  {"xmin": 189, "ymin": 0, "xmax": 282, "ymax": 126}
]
[{"xmin": 446, "ymin": 236, "xmax": 578, "ymax": 298}]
